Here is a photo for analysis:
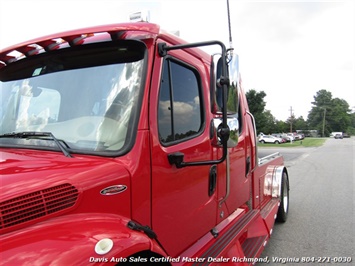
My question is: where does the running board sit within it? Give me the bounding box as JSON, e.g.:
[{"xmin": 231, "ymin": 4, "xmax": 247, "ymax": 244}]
[
  {"xmin": 260, "ymin": 199, "xmax": 280, "ymax": 234},
  {"xmin": 194, "ymin": 210, "xmax": 259, "ymax": 265},
  {"xmin": 242, "ymin": 235, "xmax": 268, "ymax": 262}
]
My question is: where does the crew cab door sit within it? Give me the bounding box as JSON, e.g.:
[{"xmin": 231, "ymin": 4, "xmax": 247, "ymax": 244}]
[{"xmin": 149, "ymin": 43, "xmax": 217, "ymax": 257}]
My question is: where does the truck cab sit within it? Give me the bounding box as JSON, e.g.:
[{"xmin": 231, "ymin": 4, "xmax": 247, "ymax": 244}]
[{"xmin": 0, "ymin": 22, "xmax": 289, "ymax": 265}]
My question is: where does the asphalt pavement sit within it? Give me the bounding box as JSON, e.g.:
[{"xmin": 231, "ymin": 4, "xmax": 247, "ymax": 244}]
[
  {"xmin": 257, "ymin": 137, "xmax": 354, "ymax": 265},
  {"xmin": 258, "ymin": 146, "xmax": 317, "ymax": 167}
]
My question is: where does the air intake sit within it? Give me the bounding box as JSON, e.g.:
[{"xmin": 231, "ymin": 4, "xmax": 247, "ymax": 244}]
[{"xmin": 0, "ymin": 183, "xmax": 79, "ymax": 232}]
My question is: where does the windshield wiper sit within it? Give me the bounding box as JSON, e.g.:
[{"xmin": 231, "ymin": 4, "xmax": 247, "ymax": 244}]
[{"xmin": 0, "ymin": 131, "xmax": 73, "ymax": 158}]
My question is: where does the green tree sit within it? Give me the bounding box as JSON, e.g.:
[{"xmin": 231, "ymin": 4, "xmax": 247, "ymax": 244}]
[
  {"xmin": 286, "ymin": 114, "xmax": 296, "ymax": 133},
  {"xmin": 293, "ymin": 116, "xmax": 308, "ymax": 131},
  {"xmin": 275, "ymin": 120, "xmax": 288, "ymax": 133},
  {"xmin": 348, "ymin": 111, "xmax": 355, "ymax": 135},
  {"xmin": 328, "ymin": 98, "xmax": 351, "ymax": 131},
  {"xmin": 246, "ymin": 89, "xmax": 266, "ymax": 133},
  {"xmin": 262, "ymin": 110, "xmax": 277, "ymax": 134},
  {"xmin": 246, "ymin": 89, "xmax": 266, "ymax": 115},
  {"xmin": 246, "ymin": 89, "xmax": 276, "ymax": 134},
  {"xmin": 307, "ymin": 90, "xmax": 351, "ymax": 136}
]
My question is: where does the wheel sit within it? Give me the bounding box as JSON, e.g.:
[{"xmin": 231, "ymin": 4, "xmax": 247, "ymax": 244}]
[
  {"xmin": 276, "ymin": 171, "xmax": 289, "ymax": 222},
  {"xmin": 275, "ymin": 140, "xmax": 280, "ymax": 144},
  {"xmin": 260, "ymin": 140, "xmax": 265, "ymax": 144}
]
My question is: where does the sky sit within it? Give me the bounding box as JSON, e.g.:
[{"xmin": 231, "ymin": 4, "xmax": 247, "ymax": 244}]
[{"xmin": 1, "ymin": 0, "xmax": 354, "ymax": 121}]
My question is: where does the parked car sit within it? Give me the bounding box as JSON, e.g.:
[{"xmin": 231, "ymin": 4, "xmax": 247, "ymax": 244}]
[
  {"xmin": 334, "ymin": 133, "xmax": 343, "ymax": 139},
  {"xmin": 259, "ymin": 135, "xmax": 285, "ymax": 144},
  {"xmin": 330, "ymin": 132, "xmax": 342, "ymax": 138},
  {"xmin": 297, "ymin": 133, "xmax": 305, "ymax": 140},
  {"xmin": 292, "ymin": 133, "xmax": 300, "ymax": 140},
  {"xmin": 272, "ymin": 133, "xmax": 288, "ymax": 143},
  {"xmin": 280, "ymin": 134, "xmax": 292, "ymax": 142},
  {"xmin": 286, "ymin": 133, "xmax": 295, "ymax": 141}
]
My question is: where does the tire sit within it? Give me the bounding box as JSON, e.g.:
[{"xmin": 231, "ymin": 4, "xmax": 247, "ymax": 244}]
[
  {"xmin": 276, "ymin": 171, "xmax": 289, "ymax": 223},
  {"xmin": 275, "ymin": 141, "xmax": 280, "ymax": 144},
  {"xmin": 260, "ymin": 140, "xmax": 265, "ymax": 144}
]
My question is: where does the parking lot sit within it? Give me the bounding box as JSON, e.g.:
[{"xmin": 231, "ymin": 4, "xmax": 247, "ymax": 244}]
[{"xmin": 257, "ymin": 137, "xmax": 354, "ymax": 265}]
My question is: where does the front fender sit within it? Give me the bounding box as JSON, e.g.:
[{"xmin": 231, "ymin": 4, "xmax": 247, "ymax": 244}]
[{"xmin": 0, "ymin": 213, "xmax": 165, "ymax": 265}]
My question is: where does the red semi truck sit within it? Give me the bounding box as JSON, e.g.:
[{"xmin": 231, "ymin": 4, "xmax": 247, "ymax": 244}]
[{"xmin": 0, "ymin": 22, "xmax": 289, "ymax": 265}]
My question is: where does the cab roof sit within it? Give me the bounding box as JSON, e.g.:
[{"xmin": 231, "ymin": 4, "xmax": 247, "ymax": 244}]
[
  {"xmin": 0, "ymin": 22, "xmax": 211, "ymax": 69},
  {"xmin": 0, "ymin": 23, "xmax": 160, "ymax": 69}
]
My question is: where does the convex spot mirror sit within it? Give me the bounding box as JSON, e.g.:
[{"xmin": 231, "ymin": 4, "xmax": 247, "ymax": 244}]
[{"xmin": 212, "ymin": 117, "xmax": 239, "ymax": 148}]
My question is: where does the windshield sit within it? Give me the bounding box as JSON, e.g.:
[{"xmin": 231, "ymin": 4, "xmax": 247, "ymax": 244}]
[{"xmin": 0, "ymin": 40, "xmax": 146, "ymax": 155}]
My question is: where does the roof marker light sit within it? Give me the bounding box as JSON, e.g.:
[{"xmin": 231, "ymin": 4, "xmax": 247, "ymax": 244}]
[{"xmin": 129, "ymin": 10, "xmax": 150, "ymax": 22}]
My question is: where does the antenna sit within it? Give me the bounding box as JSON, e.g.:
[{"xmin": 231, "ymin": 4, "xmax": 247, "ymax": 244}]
[{"xmin": 226, "ymin": 0, "xmax": 234, "ymax": 56}]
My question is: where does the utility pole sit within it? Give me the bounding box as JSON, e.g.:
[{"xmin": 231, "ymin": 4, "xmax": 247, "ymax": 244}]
[
  {"xmin": 322, "ymin": 107, "xmax": 326, "ymax": 137},
  {"xmin": 289, "ymin": 106, "xmax": 294, "ymax": 133}
]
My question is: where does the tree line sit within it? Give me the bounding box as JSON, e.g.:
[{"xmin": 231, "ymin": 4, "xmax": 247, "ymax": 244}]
[{"xmin": 246, "ymin": 89, "xmax": 355, "ymax": 137}]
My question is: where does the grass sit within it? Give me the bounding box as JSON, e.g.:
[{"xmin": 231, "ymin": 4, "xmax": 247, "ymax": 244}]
[{"xmin": 257, "ymin": 138, "xmax": 327, "ymax": 148}]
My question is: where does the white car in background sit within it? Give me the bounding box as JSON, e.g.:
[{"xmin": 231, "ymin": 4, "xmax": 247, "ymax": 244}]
[
  {"xmin": 330, "ymin": 132, "xmax": 343, "ymax": 138},
  {"xmin": 258, "ymin": 135, "xmax": 284, "ymax": 144},
  {"xmin": 286, "ymin": 133, "xmax": 296, "ymax": 141}
]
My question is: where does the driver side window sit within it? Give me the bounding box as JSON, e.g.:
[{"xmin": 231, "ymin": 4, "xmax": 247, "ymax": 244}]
[{"xmin": 158, "ymin": 59, "xmax": 203, "ymax": 144}]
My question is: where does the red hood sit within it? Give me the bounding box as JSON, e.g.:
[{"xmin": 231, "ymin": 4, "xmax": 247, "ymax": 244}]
[
  {"xmin": 0, "ymin": 148, "xmax": 131, "ymax": 234},
  {"xmin": 0, "ymin": 148, "xmax": 130, "ymax": 201}
]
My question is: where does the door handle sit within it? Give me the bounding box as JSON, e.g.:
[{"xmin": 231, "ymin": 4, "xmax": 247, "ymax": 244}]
[
  {"xmin": 209, "ymin": 165, "xmax": 217, "ymax": 197},
  {"xmin": 246, "ymin": 156, "xmax": 251, "ymax": 177}
]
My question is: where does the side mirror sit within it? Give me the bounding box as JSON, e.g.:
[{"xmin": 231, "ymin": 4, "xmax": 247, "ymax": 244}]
[
  {"xmin": 211, "ymin": 54, "xmax": 239, "ymax": 115},
  {"xmin": 211, "ymin": 54, "xmax": 240, "ymax": 148}
]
